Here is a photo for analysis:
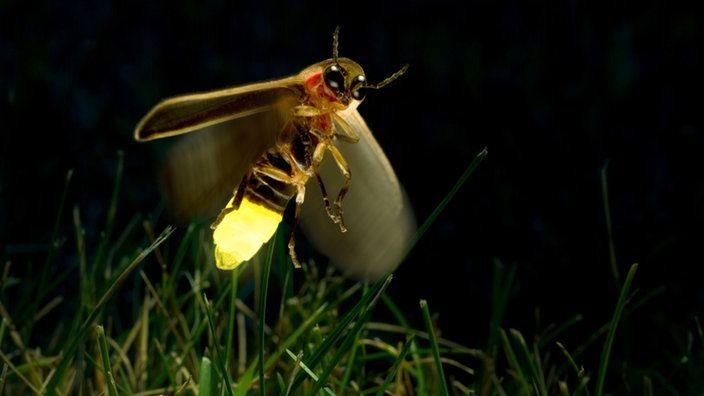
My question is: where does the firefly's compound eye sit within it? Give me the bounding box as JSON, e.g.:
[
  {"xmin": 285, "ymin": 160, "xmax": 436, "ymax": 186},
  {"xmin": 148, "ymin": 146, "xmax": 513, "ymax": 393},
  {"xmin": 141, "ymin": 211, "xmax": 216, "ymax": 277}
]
[
  {"xmin": 350, "ymin": 75, "xmax": 367, "ymax": 100},
  {"xmin": 324, "ymin": 64, "xmax": 345, "ymax": 92},
  {"xmin": 351, "ymin": 88, "xmax": 366, "ymax": 100}
]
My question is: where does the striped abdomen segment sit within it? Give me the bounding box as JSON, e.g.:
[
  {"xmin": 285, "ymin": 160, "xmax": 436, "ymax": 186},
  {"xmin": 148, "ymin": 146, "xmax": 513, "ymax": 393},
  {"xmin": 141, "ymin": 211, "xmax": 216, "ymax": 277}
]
[{"xmin": 211, "ymin": 151, "xmax": 298, "ymax": 269}]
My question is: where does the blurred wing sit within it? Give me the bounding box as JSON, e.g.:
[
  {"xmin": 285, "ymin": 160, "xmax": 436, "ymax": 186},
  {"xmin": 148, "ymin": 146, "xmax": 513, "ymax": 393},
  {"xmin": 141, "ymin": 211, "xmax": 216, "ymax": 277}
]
[
  {"xmin": 301, "ymin": 108, "xmax": 416, "ymax": 280},
  {"xmin": 159, "ymin": 96, "xmax": 297, "ymax": 221},
  {"xmin": 134, "ymin": 76, "xmax": 301, "ymax": 141}
]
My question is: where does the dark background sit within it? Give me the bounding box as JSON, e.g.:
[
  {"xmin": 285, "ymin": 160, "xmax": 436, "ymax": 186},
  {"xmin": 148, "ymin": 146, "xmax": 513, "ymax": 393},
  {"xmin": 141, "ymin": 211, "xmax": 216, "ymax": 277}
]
[{"xmin": 2, "ymin": 0, "xmax": 703, "ymax": 384}]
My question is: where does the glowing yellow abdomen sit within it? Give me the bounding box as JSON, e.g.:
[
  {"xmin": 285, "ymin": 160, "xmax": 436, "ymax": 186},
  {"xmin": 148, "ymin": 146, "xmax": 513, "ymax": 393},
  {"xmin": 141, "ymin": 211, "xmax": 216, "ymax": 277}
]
[{"xmin": 212, "ymin": 196, "xmax": 283, "ymax": 270}]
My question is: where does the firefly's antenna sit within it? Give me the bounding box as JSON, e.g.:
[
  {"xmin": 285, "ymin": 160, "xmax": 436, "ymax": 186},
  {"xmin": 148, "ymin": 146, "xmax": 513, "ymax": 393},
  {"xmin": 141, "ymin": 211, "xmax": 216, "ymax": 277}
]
[
  {"xmin": 332, "ymin": 26, "xmax": 340, "ymax": 64},
  {"xmin": 365, "ymin": 64, "xmax": 410, "ymax": 89}
]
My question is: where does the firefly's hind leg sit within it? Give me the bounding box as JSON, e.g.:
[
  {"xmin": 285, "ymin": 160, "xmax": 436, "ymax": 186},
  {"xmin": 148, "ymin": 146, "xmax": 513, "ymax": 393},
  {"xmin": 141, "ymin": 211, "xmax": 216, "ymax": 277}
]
[
  {"xmin": 211, "ymin": 173, "xmax": 250, "ymax": 230},
  {"xmin": 252, "ymin": 165, "xmax": 303, "ymax": 268},
  {"xmin": 288, "ymin": 185, "xmax": 305, "ymax": 268},
  {"xmin": 232, "ymin": 172, "xmax": 250, "ymax": 209},
  {"xmin": 327, "ymin": 145, "xmax": 351, "ymax": 233}
]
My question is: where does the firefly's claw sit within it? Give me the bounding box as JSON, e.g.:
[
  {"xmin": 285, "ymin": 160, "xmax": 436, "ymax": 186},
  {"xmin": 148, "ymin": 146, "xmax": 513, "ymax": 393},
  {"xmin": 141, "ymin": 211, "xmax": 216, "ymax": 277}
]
[
  {"xmin": 288, "ymin": 239, "xmax": 302, "ymax": 268},
  {"xmin": 334, "ymin": 202, "xmax": 347, "ymax": 233}
]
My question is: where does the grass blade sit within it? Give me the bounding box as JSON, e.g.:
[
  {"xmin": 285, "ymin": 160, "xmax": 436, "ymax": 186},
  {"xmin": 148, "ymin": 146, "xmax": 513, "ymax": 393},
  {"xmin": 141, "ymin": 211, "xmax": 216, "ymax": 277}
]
[
  {"xmin": 601, "ymin": 160, "xmax": 620, "ymax": 283},
  {"xmin": 235, "ymin": 302, "xmax": 329, "ymax": 395},
  {"xmin": 203, "ymin": 294, "xmax": 234, "ymax": 396},
  {"xmin": 555, "ymin": 341, "xmax": 583, "ymax": 379},
  {"xmin": 375, "ymin": 335, "xmax": 414, "ymax": 396},
  {"xmin": 381, "ymin": 294, "xmax": 427, "ymax": 393},
  {"xmin": 498, "ymin": 328, "xmax": 530, "ymax": 393},
  {"xmin": 420, "ymin": 299, "xmax": 449, "ymax": 396},
  {"xmin": 198, "ymin": 357, "xmax": 215, "ymax": 396},
  {"xmin": 409, "ymin": 147, "xmax": 487, "ymax": 250},
  {"xmin": 258, "ymin": 233, "xmax": 276, "ymax": 396},
  {"xmin": 226, "ymin": 267, "xmax": 240, "ymax": 372},
  {"xmin": 95, "ymin": 325, "xmax": 119, "ymax": 396},
  {"xmin": 284, "ymin": 349, "xmax": 336, "ymax": 395},
  {"xmin": 310, "ymin": 275, "xmax": 393, "ymax": 394},
  {"xmin": 488, "ymin": 261, "xmax": 515, "ymax": 354},
  {"xmin": 93, "ymin": 151, "xmax": 125, "ymax": 277},
  {"xmin": 0, "ymin": 350, "xmax": 41, "ymax": 395},
  {"xmin": 595, "ymin": 263, "xmax": 638, "ymax": 396},
  {"xmin": 288, "ymin": 274, "xmax": 391, "ymax": 393},
  {"xmin": 45, "ymin": 226, "xmax": 174, "ymax": 395},
  {"xmin": 508, "ymin": 329, "xmax": 547, "ymax": 395}
]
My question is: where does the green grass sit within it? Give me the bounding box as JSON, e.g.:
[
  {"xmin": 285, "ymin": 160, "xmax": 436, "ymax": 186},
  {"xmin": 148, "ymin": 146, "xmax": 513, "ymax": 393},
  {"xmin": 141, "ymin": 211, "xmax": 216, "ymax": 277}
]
[{"xmin": 1, "ymin": 149, "xmax": 703, "ymax": 394}]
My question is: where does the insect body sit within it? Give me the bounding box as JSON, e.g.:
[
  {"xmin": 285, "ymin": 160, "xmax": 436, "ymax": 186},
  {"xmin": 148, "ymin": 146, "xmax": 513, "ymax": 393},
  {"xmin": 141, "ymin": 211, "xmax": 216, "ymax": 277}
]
[{"xmin": 135, "ymin": 29, "xmax": 415, "ymax": 279}]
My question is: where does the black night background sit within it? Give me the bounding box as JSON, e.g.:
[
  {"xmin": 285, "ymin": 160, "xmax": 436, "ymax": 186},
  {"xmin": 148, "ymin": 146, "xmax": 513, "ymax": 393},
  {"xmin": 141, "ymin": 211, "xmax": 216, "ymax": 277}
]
[{"xmin": 2, "ymin": 1, "xmax": 704, "ymax": 393}]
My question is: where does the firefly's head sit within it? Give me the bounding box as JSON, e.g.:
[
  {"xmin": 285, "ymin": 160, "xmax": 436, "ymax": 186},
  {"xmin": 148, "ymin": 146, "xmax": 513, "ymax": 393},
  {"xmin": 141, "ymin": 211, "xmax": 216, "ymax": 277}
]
[{"xmin": 302, "ymin": 27, "xmax": 408, "ymax": 111}]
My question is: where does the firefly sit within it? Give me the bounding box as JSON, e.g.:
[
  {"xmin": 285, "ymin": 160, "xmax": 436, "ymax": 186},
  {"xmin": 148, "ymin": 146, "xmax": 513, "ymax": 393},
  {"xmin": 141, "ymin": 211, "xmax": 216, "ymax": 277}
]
[{"xmin": 134, "ymin": 28, "xmax": 415, "ymax": 280}]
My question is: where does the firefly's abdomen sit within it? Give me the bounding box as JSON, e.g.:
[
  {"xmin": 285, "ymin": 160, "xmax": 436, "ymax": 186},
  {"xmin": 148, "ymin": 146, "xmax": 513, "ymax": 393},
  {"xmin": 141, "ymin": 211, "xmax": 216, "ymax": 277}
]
[
  {"xmin": 212, "ymin": 151, "xmax": 298, "ymax": 269},
  {"xmin": 212, "ymin": 195, "xmax": 284, "ymax": 269}
]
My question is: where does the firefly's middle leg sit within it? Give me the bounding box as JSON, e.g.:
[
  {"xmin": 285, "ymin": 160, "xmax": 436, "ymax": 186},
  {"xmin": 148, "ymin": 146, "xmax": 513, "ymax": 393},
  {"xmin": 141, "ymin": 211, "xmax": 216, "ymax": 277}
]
[
  {"xmin": 315, "ymin": 170, "xmax": 336, "ymax": 221},
  {"xmin": 327, "ymin": 145, "xmax": 351, "ymax": 233}
]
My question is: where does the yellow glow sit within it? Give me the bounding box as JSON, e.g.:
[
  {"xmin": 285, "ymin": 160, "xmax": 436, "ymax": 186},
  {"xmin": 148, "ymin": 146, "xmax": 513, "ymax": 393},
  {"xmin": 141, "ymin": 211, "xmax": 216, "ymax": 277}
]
[{"xmin": 212, "ymin": 196, "xmax": 282, "ymax": 270}]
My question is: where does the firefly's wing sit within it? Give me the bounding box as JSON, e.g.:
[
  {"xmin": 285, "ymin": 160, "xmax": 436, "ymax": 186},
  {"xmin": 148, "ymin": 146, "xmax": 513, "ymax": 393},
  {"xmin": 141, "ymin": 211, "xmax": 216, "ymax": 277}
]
[
  {"xmin": 137, "ymin": 77, "xmax": 302, "ymax": 220},
  {"xmin": 134, "ymin": 76, "xmax": 302, "ymax": 141},
  {"xmin": 301, "ymin": 108, "xmax": 416, "ymax": 281}
]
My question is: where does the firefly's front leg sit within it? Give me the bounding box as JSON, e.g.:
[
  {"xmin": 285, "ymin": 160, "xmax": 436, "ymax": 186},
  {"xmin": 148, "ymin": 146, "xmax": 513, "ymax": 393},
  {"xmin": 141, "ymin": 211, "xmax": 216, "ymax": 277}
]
[{"xmin": 327, "ymin": 145, "xmax": 351, "ymax": 233}]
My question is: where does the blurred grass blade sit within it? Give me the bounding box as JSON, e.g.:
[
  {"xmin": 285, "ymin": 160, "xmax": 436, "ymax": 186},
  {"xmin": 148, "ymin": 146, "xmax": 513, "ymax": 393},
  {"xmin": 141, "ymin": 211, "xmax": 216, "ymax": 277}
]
[
  {"xmin": 0, "ymin": 350, "xmax": 41, "ymax": 395},
  {"xmin": 198, "ymin": 357, "xmax": 215, "ymax": 396},
  {"xmin": 375, "ymin": 336, "xmax": 414, "ymax": 396},
  {"xmin": 601, "ymin": 160, "xmax": 619, "ymax": 283},
  {"xmin": 509, "ymin": 329, "xmax": 547, "ymax": 395},
  {"xmin": 595, "ymin": 263, "xmax": 638, "ymax": 396},
  {"xmin": 95, "ymin": 325, "xmax": 119, "ymax": 396},
  {"xmin": 420, "ymin": 299, "xmax": 449, "ymax": 396},
  {"xmin": 203, "ymin": 294, "xmax": 234, "ymax": 396},
  {"xmin": 45, "ymin": 226, "xmax": 174, "ymax": 395},
  {"xmin": 93, "ymin": 151, "xmax": 125, "ymax": 276},
  {"xmin": 34, "ymin": 169, "xmax": 74, "ymax": 319},
  {"xmin": 0, "ymin": 363, "xmax": 7, "ymax": 394},
  {"xmin": 538, "ymin": 314, "xmax": 583, "ymax": 349},
  {"xmin": 556, "ymin": 341, "xmax": 583, "ymax": 379},
  {"xmin": 488, "ymin": 260, "xmax": 515, "ymax": 354},
  {"xmin": 381, "ymin": 294, "xmax": 427, "ymax": 393}
]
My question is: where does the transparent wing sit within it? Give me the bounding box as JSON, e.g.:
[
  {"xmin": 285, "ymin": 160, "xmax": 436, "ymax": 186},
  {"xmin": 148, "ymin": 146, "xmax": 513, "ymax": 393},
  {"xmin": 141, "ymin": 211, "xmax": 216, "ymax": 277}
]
[
  {"xmin": 134, "ymin": 76, "xmax": 301, "ymax": 141},
  {"xmin": 301, "ymin": 108, "xmax": 416, "ymax": 280},
  {"xmin": 158, "ymin": 96, "xmax": 296, "ymax": 221}
]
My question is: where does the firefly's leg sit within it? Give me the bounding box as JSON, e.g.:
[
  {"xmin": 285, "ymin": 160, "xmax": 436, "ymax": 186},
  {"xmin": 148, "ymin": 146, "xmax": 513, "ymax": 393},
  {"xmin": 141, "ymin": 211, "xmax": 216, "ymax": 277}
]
[
  {"xmin": 292, "ymin": 105, "xmax": 322, "ymax": 117},
  {"xmin": 331, "ymin": 113, "xmax": 360, "ymax": 143},
  {"xmin": 309, "ymin": 142, "xmax": 339, "ymax": 224},
  {"xmin": 211, "ymin": 173, "xmax": 250, "ymax": 230},
  {"xmin": 232, "ymin": 172, "xmax": 250, "ymax": 209},
  {"xmin": 314, "ymin": 169, "xmax": 336, "ymax": 221},
  {"xmin": 288, "ymin": 185, "xmax": 305, "ymax": 268},
  {"xmin": 251, "ymin": 166, "xmax": 303, "ymax": 268},
  {"xmin": 327, "ymin": 145, "xmax": 351, "ymax": 233}
]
